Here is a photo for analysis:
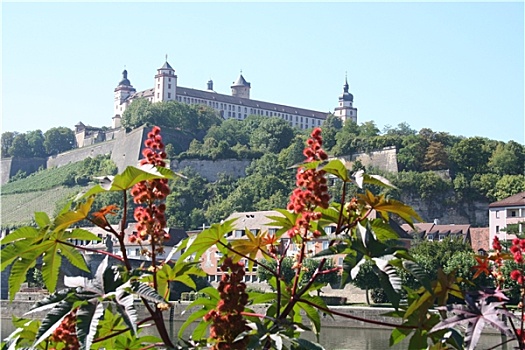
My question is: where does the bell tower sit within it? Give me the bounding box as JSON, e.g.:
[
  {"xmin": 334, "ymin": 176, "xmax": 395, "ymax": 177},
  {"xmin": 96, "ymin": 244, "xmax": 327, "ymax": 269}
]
[
  {"xmin": 333, "ymin": 74, "xmax": 357, "ymax": 124},
  {"xmin": 154, "ymin": 56, "xmax": 177, "ymax": 103},
  {"xmin": 113, "ymin": 69, "xmax": 136, "ymax": 128},
  {"xmin": 231, "ymin": 72, "xmax": 251, "ymax": 99}
]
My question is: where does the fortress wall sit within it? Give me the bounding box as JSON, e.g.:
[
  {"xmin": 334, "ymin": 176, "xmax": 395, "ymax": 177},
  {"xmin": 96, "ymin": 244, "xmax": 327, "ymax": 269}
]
[
  {"xmin": 0, "ymin": 158, "xmax": 48, "ymax": 185},
  {"xmin": 110, "ymin": 127, "xmax": 147, "ymax": 171},
  {"xmin": 338, "ymin": 146, "xmax": 398, "ymax": 173},
  {"xmin": 47, "ymin": 141, "xmax": 116, "ymax": 169},
  {"xmin": 170, "ymin": 158, "xmax": 251, "ymax": 182},
  {"xmin": 0, "ymin": 159, "xmax": 13, "ymax": 185}
]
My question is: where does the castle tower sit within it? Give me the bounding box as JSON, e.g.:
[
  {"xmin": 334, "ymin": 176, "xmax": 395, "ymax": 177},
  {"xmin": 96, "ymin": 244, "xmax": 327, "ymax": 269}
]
[
  {"xmin": 333, "ymin": 75, "xmax": 357, "ymax": 124},
  {"xmin": 114, "ymin": 69, "xmax": 136, "ymax": 128},
  {"xmin": 231, "ymin": 72, "xmax": 251, "ymax": 99},
  {"xmin": 154, "ymin": 58, "xmax": 177, "ymax": 103}
]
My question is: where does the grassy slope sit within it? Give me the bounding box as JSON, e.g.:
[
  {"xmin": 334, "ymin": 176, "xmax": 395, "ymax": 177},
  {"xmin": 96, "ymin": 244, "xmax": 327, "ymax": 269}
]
[
  {"xmin": 1, "ymin": 186, "xmax": 86, "ymax": 226},
  {"xmin": 1, "ymin": 162, "xmax": 90, "ymax": 226}
]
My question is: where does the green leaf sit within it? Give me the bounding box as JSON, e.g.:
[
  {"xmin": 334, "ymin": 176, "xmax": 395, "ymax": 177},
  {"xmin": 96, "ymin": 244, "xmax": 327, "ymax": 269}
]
[
  {"xmin": 77, "ymin": 164, "xmax": 178, "ymax": 200},
  {"xmin": 34, "ymin": 212, "xmax": 51, "ymax": 229},
  {"xmin": 390, "ymin": 327, "xmax": 413, "ymax": 346},
  {"xmin": 318, "ymin": 159, "xmax": 350, "ymax": 182},
  {"xmin": 42, "ymin": 244, "xmax": 62, "ymax": 293},
  {"xmin": 370, "ymin": 219, "xmax": 401, "ymax": 242},
  {"xmin": 62, "ymin": 228, "xmax": 101, "ymax": 242},
  {"xmin": 59, "ymin": 244, "xmax": 90, "ymax": 273},
  {"xmin": 130, "ymin": 281, "xmax": 166, "ymax": 304},
  {"xmin": 297, "ymin": 299, "xmax": 321, "ymax": 337},
  {"xmin": 26, "ymin": 289, "xmax": 72, "ymax": 315},
  {"xmin": 178, "ymin": 219, "xmax": 236, "ymax": 261},
  {"xmin": 76, "ymin": 301, "xmax": 105, "ymax": 350},
  {"xmin": 355, "ymin": 170, "xmax": 396, "ymax": 189},
  {"xmin": 114, "ymin": 291, "xmax": 137, "ymax": 335},
  {"xmin": 178, "ymin": 308, "xmax": 208, "ymax": 339},
  {"xmin": 374, "ymin": 262, "xmax": 402, "ymax": 309},
  {"xmin": 53, "ymin": 197, "xmax": 94, "ymax": 231},
  {"xmin": 0, "ymin": 226, "xmax": 39, "ymax": 245},
  {"xmin": 293, "ymin": 338, "xmax": 325, "ymax": 350},
  {"xmin": 403, "ymin": 260, "xmax": 432, "ymax": 293},
  {"xmin": 8, "ymin": 257, "xmax": 37, "ymax": 301},
  {"xmin": 266, "ymin": 209, "xmax": 298, "ymax": 238}
]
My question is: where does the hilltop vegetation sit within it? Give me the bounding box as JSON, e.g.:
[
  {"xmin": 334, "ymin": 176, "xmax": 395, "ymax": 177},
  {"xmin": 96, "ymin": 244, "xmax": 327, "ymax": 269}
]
[{"xmin": 2, "ymin": 101, "xmax": 524, "ymax": 230}]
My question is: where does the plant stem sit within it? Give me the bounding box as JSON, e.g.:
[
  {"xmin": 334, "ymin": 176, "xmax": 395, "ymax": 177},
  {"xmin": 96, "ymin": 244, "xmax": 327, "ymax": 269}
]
[
  {"xmin": 58, "ymin": 240, "xmax": 124, "ymax": 262},
  {"xmin": 299, "ymin": 298, "xmax": 416, "ymax": 330},
  {"xmin": 92, "ymin": 317, "xmax": 154, "ymax": 343}
]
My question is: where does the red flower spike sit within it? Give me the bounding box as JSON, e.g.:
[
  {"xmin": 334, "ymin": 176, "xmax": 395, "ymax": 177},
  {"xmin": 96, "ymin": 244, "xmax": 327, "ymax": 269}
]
[{"xmin": 129, "ymin": 127, "xmax": 170, "ymax": 251}]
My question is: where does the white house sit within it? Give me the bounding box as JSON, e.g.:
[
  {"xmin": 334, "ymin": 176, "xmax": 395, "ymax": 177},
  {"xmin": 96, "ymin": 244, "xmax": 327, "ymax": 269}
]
[{"xmin": 489, "ymin": 191, "xmax": 525, "ymax": 244}]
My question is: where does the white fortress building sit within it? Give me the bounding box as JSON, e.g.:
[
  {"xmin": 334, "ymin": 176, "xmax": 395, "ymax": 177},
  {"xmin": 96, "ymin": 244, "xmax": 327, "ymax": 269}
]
[{"xmin": 112, "ymin": 59, "xmax": 358, "ymax": 130}]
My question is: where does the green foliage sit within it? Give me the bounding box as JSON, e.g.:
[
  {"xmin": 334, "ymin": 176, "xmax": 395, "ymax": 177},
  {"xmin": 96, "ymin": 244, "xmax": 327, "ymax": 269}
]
[
  {"xmin": 1, "ymin": 131, "xmax": 16, "ymax": 157},
  {"xmin": 9, "ymin": 133, "xmax": 32, "ymax": 158},
  {"xmin": 1, "ymin": 155, "xmax": 118, "ymax": 195},
  {"xmin": 121, "ymin": 99, "xmax": 222, "ymax": 135},
  {"xmin": 44, "ymin": 127, "xmax": 76, "ymax": 155}
]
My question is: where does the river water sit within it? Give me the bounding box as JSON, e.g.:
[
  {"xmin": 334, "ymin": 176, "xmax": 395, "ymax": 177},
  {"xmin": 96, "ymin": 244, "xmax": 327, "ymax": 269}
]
[{"xmin": 1, "ymin": 318, "xmax": 505, "ymax": 349}]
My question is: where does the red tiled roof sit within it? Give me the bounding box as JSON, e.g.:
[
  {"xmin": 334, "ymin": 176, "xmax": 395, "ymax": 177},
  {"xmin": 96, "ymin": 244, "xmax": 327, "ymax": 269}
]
[{"xmin": 489, "ymin": 191, "xmax": 525, "ymax": 208}]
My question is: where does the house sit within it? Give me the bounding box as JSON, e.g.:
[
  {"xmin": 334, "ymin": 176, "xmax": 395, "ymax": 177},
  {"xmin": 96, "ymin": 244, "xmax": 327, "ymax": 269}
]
[
  {"xmin": 489, "ymin": 191, "xmax": 525, "ymax": 245},
  {"xmin": 400, "ymin": 222, "xmax": 472, "ymax": 245},
  {"xmin": 199, "ymin": 210, "xmax": 413, "ymax": 283}
]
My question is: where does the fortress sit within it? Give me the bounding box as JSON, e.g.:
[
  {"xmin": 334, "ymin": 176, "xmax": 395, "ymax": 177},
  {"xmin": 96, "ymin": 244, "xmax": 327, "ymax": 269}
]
[
  {"xmin": 75, "ymin": 59, "xmax": 358, "ymax": 147},
  {"xmin": 2, "ymin": 59, "xmax": 370, "ymax": 184}
]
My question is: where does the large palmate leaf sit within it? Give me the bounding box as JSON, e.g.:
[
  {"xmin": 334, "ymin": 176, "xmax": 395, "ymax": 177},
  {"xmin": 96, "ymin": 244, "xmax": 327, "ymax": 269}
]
[
  {"xmin": 230, "ymin": 229, "xmax": 269, "ymax": 270},
  {"xmin": 374, "ymin": 259, "xmax": 402, "ymax": 309},
  {"xmin": 357, "ymin": 190, "xmax": 422, "ymax": 225},
  {"xmin": 431, "ymin": 301, "xmax": 513, "ymax": 350},
  {"xmin": 178, "ymin": 219, "xmax": 236, "ymax": 261},
  {"xmin": 266, "ymin": 209, "xmax": 298, "ymax": 238},
  {"xmin": 298, "ymin": 294, "xmax": 329, "ymax": 338},
  {"xmin": 76, "ymin": 301, "xmax": 105, "ymax": 350},
  {"xmin": 76, "ymin": 164, "xmax": 179, "ymax": 200},
  {"xmin": 53, "ymin": 197, "xmax": 95, "ymax": 231},
  {"xmin": 354, "ymin": 169, "xmax": 396, "ymax": 189},
  {"xmin": 33, "ymin": 300, "xmax": 74, "ymax": 348},
  {"xmin": 153, "ymin": 261, "xmax": 205, "ymax": 300}
]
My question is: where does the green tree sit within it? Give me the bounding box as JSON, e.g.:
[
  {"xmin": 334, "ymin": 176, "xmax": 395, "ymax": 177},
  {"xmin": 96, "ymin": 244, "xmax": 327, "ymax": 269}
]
[
  {"xmin": 320, "ymin": 114, "xmax": 342, "ymax": 150},
  {"xmin": 488, "ymin": 142, "xmax": 525, "ymax": 176},
  {"xmin": 249, "ymin": 117, "xmax": 295, "ymax": 153},
  {"xmin": 44, "ymin": 127, "xmax": 75, "ymax": 155},
  {"xmin": 358, "ymin": 121, "xmax": 380, "ymax": 138},
  {"xmin": 449, "ymin": 137, "xmax": 492, "ymax": 178},
  {"xmin": 493, "ymin": 175, "xmax": 525, "ymax": 201},
  {"xmin": 397, "ymin": 135, "xmax": 429, "ymax": 172},
  {"xmin": 409, "ymin": 237, "xmax": 473, "ymax": 282},
  {"xmin": 258, "ymin": 257, "xmax": 339, "ymax": 294},
  {"xmin": 383, "ymin": 122, "xmax": 417, "ymax": 137},
  {"xmin": 8, "ymin": 133, "xmax": 32, "ymax": 158},
  {"xmin": 351, "ymin": 260, "xmax": 380, "ymax": 305},
  {"xmin": 1, "ymin": 131, "xmax": 16, "ymax": 158},
  {"xmin": 26, "ymin": 130, "xmax": 47, "ymax": 157},
  {"xmin": 121, "ymin": 98, "xmax": 153, "ymax": 130}
]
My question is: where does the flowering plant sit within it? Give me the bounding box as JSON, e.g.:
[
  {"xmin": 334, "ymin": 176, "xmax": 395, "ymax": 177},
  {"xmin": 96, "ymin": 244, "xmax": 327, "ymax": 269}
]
[{"xmin": 1, "ymin": 125, "xmax": 521, "ymax": 350}]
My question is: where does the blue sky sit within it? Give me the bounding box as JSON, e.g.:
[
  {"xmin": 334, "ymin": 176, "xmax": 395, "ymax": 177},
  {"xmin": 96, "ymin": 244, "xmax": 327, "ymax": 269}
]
[{"xmin": 2, "ymin": 2, "xmax": 524, "ymax": 143}]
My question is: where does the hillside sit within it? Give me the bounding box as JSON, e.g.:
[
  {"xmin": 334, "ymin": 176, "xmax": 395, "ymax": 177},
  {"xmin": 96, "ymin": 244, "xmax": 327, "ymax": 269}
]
[{"xmin": 1, "ymin": 186, "xmax": 86, "ymax": 226}]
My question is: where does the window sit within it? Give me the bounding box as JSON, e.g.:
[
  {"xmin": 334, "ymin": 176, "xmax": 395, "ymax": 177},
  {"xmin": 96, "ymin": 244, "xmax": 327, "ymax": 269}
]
[
  {"xmin": 427, "ymin": 234, "xmax": 434, "ymax": 241},
  {"xmin": 157, "ymin": 93, "xmax": 159, "ymax": 98},
  {"xmin": 168, "ymin": 84, "xmax": 171, "ymax": 89},
  {"xmin": 135, "ymin": 248, "xmax": 140, "ymax": 256},
  {"xmin": 496, "ymin": 225, "xmax": 500, "ymax": 232},
  {"xmin": 235, "ymin": 230, "xmax": 243, "ymax": 238},
  {"xmin": 269, "ymin": 228, "xmax": 277, "ymax": 235},
  {"xmin": 438, "ymin": 234, "xmax": 446, "ymax": 241},
  {"xmin": 157, "ymin": 84, "xmax": 160, "ymax": 89},
  {"xmin": 322, "ymin": 241, "xmax": 329, "ymax": 250},
  {"xmin": 168, "ymin": 93, "xmax": 171, "ymax": 98},
  {"xmin": 512, "ymin": 211, "xmax": 517, "ymax": 217},
  {"xmin": 169, "ymin": 78, "xmax": 171, "ymax": 82}
]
